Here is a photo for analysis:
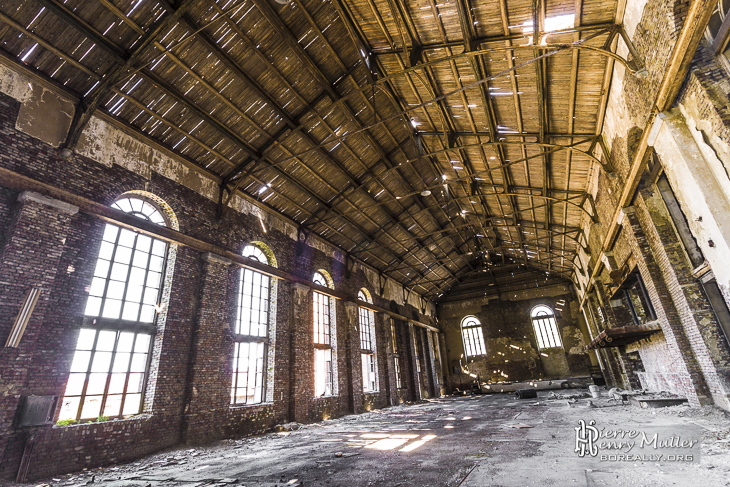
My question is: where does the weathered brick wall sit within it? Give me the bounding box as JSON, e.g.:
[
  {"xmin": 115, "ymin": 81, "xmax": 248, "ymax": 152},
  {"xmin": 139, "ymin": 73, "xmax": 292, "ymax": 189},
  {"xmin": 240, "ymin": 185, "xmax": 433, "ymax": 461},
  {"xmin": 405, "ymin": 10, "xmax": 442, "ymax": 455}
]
[
  {"xmin": 0, "ymin": 92, "xmax": 439, "ymax": 481},
  {"xmin": 575, "ymin": 0, "xmax": 730, "ymax": 409},
  {"xmin": 438, "ymin": 286, "xmax": 592, "ymax": 391}
]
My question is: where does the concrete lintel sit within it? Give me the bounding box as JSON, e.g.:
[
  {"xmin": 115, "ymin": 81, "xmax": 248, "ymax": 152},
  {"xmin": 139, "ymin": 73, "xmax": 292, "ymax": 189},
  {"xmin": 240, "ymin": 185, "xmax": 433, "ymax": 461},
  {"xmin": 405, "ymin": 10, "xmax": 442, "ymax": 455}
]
[
  {"xmin": 201, "ymin": 252, "xmax": 231, "ymax": 265},
  {"xmin": 18, "ymin": 190, "xmax": 78, "ymax": 215},
  {"xmin": 292, "ymin": 282, "xmax": 311, "ymax": 293}
]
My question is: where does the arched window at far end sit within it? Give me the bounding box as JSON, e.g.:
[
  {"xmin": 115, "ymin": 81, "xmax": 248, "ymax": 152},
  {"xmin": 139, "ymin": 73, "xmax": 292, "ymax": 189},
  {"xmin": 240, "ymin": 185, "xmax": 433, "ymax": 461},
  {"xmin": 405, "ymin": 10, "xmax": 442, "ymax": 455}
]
[
  {"xmin": 461, "ymin": 316, "xmax": 486, "ymax": 358},
  {"xmin": 531, "ymin": 305, "xmax": 562, "ymax": 349}
]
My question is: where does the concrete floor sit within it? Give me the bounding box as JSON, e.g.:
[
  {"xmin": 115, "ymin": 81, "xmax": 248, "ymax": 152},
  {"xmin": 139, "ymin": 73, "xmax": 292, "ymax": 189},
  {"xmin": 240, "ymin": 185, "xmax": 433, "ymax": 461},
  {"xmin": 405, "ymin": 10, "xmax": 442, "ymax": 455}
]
[{"xmin": 24, "ymin": 392, "xmax": 730, "ymax": 487}]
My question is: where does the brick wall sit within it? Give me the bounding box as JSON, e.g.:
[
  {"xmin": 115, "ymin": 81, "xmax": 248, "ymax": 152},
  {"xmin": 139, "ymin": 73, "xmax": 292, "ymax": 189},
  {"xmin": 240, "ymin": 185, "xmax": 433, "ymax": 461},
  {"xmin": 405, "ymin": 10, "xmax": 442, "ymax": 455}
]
[
  {"xmin": 438, "ymin": 288, "xmax": 592, "ymax": 391},
  {"xmin": 0, "ymin": 92, "xmax": 440, "ymax": 481}
]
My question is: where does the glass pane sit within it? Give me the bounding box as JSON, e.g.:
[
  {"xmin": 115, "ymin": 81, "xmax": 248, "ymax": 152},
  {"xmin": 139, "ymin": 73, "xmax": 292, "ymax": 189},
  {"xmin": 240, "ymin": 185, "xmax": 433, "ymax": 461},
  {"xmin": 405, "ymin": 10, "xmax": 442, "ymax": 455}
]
[
  {"xmin": 103, "ymin": 394, "xmax": 122, "ymax": 417},
  {"xmin": 134, "ymin": 334, "xmax": 151, "ymax": 353},
  {"xmin": 80, "ymin": 396, "xmax": 102, "ymax": 419},
  {"xmin": 96, "ymin": 331, "xmax": 116, "ymax": 351},
  {"xmin": 91, "ymin": 352, "xmax": 113, "ymax": 373},
  {"xmin": 149, "ymin": 255, "xmax": 164, "ymax": 272},
  {"xmin": 70, "ymin": 351, "xmax": 92, "ymax": 373},
  {"xmin": 142, "ymin": 287, "xmax": 158, "ymax": 305},
  {"xmin": 135, "ymin": 234, "xmax": 152, "ymax": 253},
  {"xmin": 146, "ymin": 271, "xmax": 161, "ymax": 288},
  {"xmin": 132, "ymin": 250, "xmax": 149, "ymax": 269},
  {"xmin": 102, "ymin": 299, "xmax": 122, "ymax": 320},
  {"xmin": 127, "ymin": 373, "xmax": 144, "ymax": 393},
  {"xmin": 118, "ymin": 229, "xmax": 137, "ymax": 248},
  {"xmin": 139, "ymin": 305, "xmax": 155, "ymax": 323},
  {"xmin": 89, "ymin": 277, "xmax": 106, "ymax": 297},
  {"xmin": 102, "ymin": 224, "xmax": 119, "ymax": 243},
  {"xmin": 121, "ymin": 302, "xmax": 140, "ymax": 321},
  {"xmin": 124, "ymin": 283, "xmax": 144, "ymax": 305},
  {"xmin": 114, "ymin": 246, "xmax": 132, "ymax": 265},
  {"xmin": 64, "ymin": 373, "xmax": 86, "ymax": 396},
  {"xmin": 84, "ymin": 297, "xmax": 102, "ymax": 317},
  {"xmin": 110, "ymin": 263, "xmax": 129, "ymax": 281},
  {"xmin": 93, "ymin": 259, "xmax": 110, "ymax": 278},
  {"xmin": 98, "ymin": 241, "xmax": 115, "ymax": 260},
  {"xmin": 123, "ymin": 394, "xmax": 141, "ymax": 415},
  {"xmin": 114, "ymin": 198, "xmax": 132, "ymax": 213},
  {"xmin": 76, "ymin": 329, "xmax": 97, "ymax": 350},
  {"xmin": 151, "ymin": 239, "xmax": 166, "ymax": 256},
  {"xmin": 117, "ymin": 332, "xmax": 135, "ymax": 352},
  {"xmin": 129, "ymin": 267, "xmax": 146, "ymax": 286},
  {"xmin": 130, "ymin": 353, "xmax": 148, "ymax": 373},
  {"xmin": 86, "ymin": 373, "xmax": 108, "ymax": 395},
  {"xmin": 112, "ymin": 352, "xmax": 131, "ymax": 373},
  {"xmin": 108, "ymin": 373, "xmax": 126, "ymax": 394},
  {"xmin": 106, "ymin": 280, "xmax": 126, "ymax": 300}
]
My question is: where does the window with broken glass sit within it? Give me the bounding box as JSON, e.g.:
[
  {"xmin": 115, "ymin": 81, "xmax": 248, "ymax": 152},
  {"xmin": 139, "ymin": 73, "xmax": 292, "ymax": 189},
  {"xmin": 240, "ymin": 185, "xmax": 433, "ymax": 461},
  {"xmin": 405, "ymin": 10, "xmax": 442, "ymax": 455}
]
[
  {"xmin": 707, "ymin": 1, "xmax": 730, "ymax": 65},
  {"xmin": 391, "ymin": 317, "xmax": 404, "ymax": 389},
  {"xmin": 59, "ymin": 196, "xmax": 168, "ymax": 421},
  {"xmin": 461, "ymin": 315, "xmax": 486, "ymax": 358},
  {"xmin": 231, "ymin": 245, "xmax": 271, "ymax": 406},
  {"xmin": 531, "ymin": 306, "xmax": 562, "ymax": 349},
  {"xmin": 358, "ymin": 290, "xmax": 378, "ymax": 393},
  {"xmin": 313, "ymin": 271, "xmax": 334, "ymax": 397},
  {"xmin": 617, "ymin": 271, "xmax": 657, "ymax": 326}
]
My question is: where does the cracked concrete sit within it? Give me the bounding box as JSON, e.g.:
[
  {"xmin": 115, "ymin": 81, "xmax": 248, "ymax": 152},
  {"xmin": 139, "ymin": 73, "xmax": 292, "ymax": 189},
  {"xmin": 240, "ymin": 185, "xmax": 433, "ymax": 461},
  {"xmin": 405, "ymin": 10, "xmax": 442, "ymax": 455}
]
[{"xmin": 15, "ymin": 391, "xmax": 730, "ymax": 487}]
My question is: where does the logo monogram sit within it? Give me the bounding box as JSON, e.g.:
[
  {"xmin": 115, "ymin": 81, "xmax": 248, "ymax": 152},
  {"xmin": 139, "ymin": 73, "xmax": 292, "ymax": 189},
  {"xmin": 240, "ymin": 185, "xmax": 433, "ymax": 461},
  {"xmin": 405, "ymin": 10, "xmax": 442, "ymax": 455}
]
[{"xmin": 575, "ymin": 419, "xmax": 599, "ymax": 457}]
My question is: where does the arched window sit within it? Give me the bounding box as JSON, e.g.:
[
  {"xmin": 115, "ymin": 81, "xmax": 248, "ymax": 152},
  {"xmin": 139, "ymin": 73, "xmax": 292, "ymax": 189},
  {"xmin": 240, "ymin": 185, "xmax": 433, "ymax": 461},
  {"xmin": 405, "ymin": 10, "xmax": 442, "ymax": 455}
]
[
  {"xmin": 59, "ymin": 194, "xmax": 174, "ymax": 422},
  {"xmin": 358, "ymin": 289, "xmax": 378, "ymax": 392},
  {"xmin": 231, "ymin": 244, "xmax": 274, "ymax": 405},
  {"xmin": 531, "ymin": 305, "xmax": 562, "ymax": 349},
  {"xmin": 313, "ymin": 270, "xmax": 334, "ymax": 397},
  {"xmin": 461, "ymin": 316, "xmax": 486, "ymax": 358}
]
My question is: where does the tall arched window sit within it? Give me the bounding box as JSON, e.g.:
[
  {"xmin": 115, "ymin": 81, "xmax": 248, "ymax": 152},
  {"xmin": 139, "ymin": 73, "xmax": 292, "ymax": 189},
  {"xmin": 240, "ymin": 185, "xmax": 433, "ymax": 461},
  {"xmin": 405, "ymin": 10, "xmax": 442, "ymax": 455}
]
[
  {"xmin": 531, "ymin": 305, "xmax": 562, "ymax": 349},
  {"xmin": 358, "ymin": 289, "xmax": 378, "ymax": 392},
  {"xmin": 313, "ymin": 271, "xmax": 334, "ymax": 397},
  {"xmin": 231, "ymin": 244, "xmax": 274, "ymax": 405},
  {"xmin": 461, "ymin": 316, "xmax": 486, "ymax": 358},
  {"xmin": 59, "ymin": 195, "xmax": 174, "ymax": 422}
]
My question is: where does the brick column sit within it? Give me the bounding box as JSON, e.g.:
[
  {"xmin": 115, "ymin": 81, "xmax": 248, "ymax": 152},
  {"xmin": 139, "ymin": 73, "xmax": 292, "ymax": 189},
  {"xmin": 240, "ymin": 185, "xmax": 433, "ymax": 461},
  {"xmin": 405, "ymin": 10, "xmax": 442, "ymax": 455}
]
[
  {"xmin": 181, "ymin": 252, "xmax": 232, "ymax": 443},
  {"xmin": 290, "ymin": 283, "xmax": 311, "ymax": 423},
  {"xmin": 623, "ymin": 207, "xmax": 711, "ymax": 406},
  {"xmin": 0, "ymin": 191, "xmax": 78, "ymax": 474},
  {"xmin": 344, "ymin": 301, "xmax": 363, "ymax": 414},
  {"xmin": 407, "ymin": 321, "xmax": 422, "ymax": 401},
  {"xmin": 638, "ymin": 187, "xmax": 730, "ymax": 409}
]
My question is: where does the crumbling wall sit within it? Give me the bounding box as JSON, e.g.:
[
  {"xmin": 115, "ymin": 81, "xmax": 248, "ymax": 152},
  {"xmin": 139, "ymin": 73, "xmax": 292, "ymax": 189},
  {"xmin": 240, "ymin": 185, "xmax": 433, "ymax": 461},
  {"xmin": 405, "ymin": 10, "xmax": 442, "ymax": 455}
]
[{"xmin": 438, "ymin": 283, "xmax": 591, "ymax": 392}]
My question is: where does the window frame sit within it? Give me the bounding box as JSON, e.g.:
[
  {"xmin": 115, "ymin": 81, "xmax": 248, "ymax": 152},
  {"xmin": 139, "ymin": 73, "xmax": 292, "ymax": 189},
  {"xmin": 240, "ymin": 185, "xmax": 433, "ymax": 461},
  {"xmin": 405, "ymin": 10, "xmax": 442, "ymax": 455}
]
[
  {"xmin": 60, "ymin": 195, "xmax": 172, "ymax": 422},
  {"xmin": 461, "ymin": 315, "xmax": 487, "ymax": 358},
  {"xmin": 530, "ymin": 305, "xmax": 563, "ymax": 350},
  {"xmin": 231, "ymin": 244, "xmax": 273, "ymax": 406},
  {"xmin": 390, "ymin": 317, "xmax": 405, "ymax": 390},
  {"xmin": 358, "ymin": 290, "xmax": 378, "ymax": 393},
  {"xmin": 313, "ymin": 271, "xmax": 335, "ymax": 397}
]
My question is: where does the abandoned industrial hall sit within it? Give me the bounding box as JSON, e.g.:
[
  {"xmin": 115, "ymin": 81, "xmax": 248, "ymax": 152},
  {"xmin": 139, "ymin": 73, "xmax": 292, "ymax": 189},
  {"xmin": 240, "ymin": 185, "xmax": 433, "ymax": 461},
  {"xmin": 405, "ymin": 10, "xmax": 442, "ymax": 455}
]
[{"xmin": 3, "ymin": 0, "xmax": 730, "ymax": 484}]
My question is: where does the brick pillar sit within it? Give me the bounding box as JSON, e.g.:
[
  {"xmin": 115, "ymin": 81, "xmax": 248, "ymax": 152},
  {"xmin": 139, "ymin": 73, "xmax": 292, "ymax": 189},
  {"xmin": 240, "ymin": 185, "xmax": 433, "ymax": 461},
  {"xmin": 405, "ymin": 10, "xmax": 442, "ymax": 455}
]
[
  {"xmin": 638, "ymin": 187, "xmax": 730, "ymax": 410},
  {"xmin": 344, "ymin": 301, "xmax": 363, "ymax": 414},
  {"xmin": 290, "ymin": 283, "xmax": 312, "ymax": 423},
  {"xmin": 424, "ymin": 330, "xmax": 437, "ymax": 397},
  {"xmin": 0, "ymin": 191, "xmax": 78, "ymax": 475},
  {"xmin": 181, "ymin": 252, "xmax": 232, "ymax": 443},
  {"xmin": 623, "ymin": 207, "xmax": 711, "ymax": 406},
  {"xmin": 384, "ymin": 317, "xmax": 398, "ymax": 405},
  {"xmin": 407, "ymin": 321, "xmax": 422, "ymax": 400}
]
